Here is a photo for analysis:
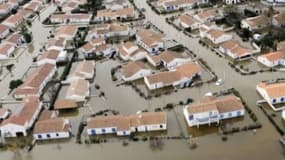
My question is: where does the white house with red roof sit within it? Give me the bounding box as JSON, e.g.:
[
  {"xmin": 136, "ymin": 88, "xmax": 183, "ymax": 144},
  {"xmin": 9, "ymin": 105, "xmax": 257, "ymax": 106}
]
[
  {"xmin": 37, "ymin": 49, "xmax": 67, "ymax": 66},
  {"xmin": 0, "ymin": 42, "xmax": 16, "ymax": 60},
  {"xmin": 0, "ymin": 24, "xmax": 10, "ymax": 39},
  {"xmin": 86, "ymin": 112, "xmax": 167, "ymax": 136},
  {"xmin": 257, "ymin": 50, "xmax": 285, "ymax": 67},
  {"xmin": 219, "ymin": 40, "xmax": 255, "ymax": 60},
  {"xmin": 183, "ymin": 95, "xmax": 245, "ymax": 127},
  {"xmin": 95, "ymin": 7, "xmax": 135, "ymax": 22},
  {"xmin": 136, "ymin": 29, "xmax": 165, "ymax": 54},
  {"xmin": 14, "ymin": 64, "xmax": 56, "ymax": 99},
  {"xmin": 144, "ymin": 63, "xmax": 201, "ymax": 90},
  {"xmin": 2, "ymin": 14, "xmax": 24, "ymax": 28},
  {"xmin": 0, "ymin": 96, "xmax": 42, "ymax": 137},
  {"xmin": 33, "ymin": 118, "xmax": 71, "ymax": 140},
  {"xmin": 201, "ymin": 29, "xmax": 232, "ymax": 45},
  {"xmin": 157, "ymin": 0, "xmax": 205, "ymax": 12},
  {"xmin": 256, "ymin": 81, "xmax": 285, "ymax": 111},
  {"xmin": 118, "ymin": 41, "xmax": 147, "ymax": 61},
  {"xmin": 146, "ymin": 50, "xmax": 192, "ymax": 70},
  {"xmin": 121, "ymin": 61, "xmax": 152, "ymax": 81}
]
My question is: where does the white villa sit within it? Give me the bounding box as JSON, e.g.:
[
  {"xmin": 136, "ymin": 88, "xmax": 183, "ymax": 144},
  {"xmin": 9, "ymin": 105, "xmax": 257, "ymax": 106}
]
[
  {"xmin": 86, "ymin": 112, "xmax": 167, "ymax": 136},
  {"xmin": 121, "ymin": 61, "xmax": 152, "ymax": 81},
  {"xmin": 183, "ymin": 95, "xmax": 245, "ymax": 127},
  {"xmin": 256, "ymin": 81, "xmax": 285, "ymax": 111}
]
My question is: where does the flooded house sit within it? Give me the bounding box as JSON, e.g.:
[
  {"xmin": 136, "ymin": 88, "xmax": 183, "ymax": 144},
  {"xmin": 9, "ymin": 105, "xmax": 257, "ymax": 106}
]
[
  {"xmin": 0, "ymin": 42, "xmax": 16, "ymax": 60},
  {"xmin": 54, "ymin": 25, "xmax": 78, "ymax": 41},
  {"xmin": 0, "ymin": 3, "xmax": 13, "ymax": 17},
  {"xmin": 257, "ymin": 50, "xmax": 285, "ymax": 67},
  {"xmin": 183, "ymin": 95, "xmax": 245, "ymax": 127},
  {"xmin": 23, "ymin": 1, "xmax": 42, "ymax": 12},
  {"xmin": 0, "ymin": 96, "xmax": 42, "ymax": 137},
  {"xmin": 86, "ymin": 112, "xmax": 167, "ymax": 136},
  {"xmin": 85, "ymin": 23, "xmax": 130, "ymax": 41},
  {"xmin": 14, "ymin": 64, "xmax": 57, "ymax": 99},
  {"xmin": 136, "ymin": 29, "xmax": 165, "ymax": 54},
  {"xmin": 194, "ymin": 9, "xmax": 220, "ymax": 23},
  {"xmin": 146, "ymin": 50, "xmax": 191, "ymax": 70},
  {"xmin": 50, "ymin": 13, "xmax": 93, "ymax": 24},
  {"xmin": 95, "ymin": 7, "xmax": 135, "ymax": 22},
  {"xmin": 104, "ymin": 0, "xmax": 129, "ymax": 10},
  {"xmin": 6, "ymin": 32, "xmax": 25, "ymax": 46},
  {"xmin": 118, "ymin": 41, "xmax": 147, "ymax": 61},
  {"xmin": 121, "ymin": 61, "xmax": 152, "ymax": 81},
  {"xmin": 219, "ymin": 40, "xmax": 254, "ymax": 60},
  {"xmin": 65, "ymin": 79, "xmax": 90, "ymax": 102},
  {"xmin": 61, "ymin": 0, "xmax": 80, "ymax": 13},
  {"xmin": 0, "ymin": 24, "xmax": 11, "ymax": 40},
  {"xmin": 272, "ymin": 12, "xmax": 285, "ymax": 28},
  {"xmin": 37, "ymin": 49, "xmax": 67, "ymax": 66},
  {"xmin": 178, "ymin": 14, "xmax": 201, "ymax": 30},
  {"xmin": 157, "ymin": 0, "xmax": 203, "ymax": 12},
  {"xmin": 2, "ymin": 14, "xmax": 25, "ymax": 29},
  {"xmin": 54, "ymin": 99, "xmax": 77, "ymax": 110},
  {"xmin": 33, "ymin": 118, "xmax": 71, "ymax": 140},
  {"xmin": 256, "ymin": 81, "xmax": 285, "ymax": 111},
  {"xmin": 47, "ymin": 38, "xmax": 67, "ymax": 51},
  {"xmin": 241, "ymin": 15, "xmax": 270, "ymax": 31},
  {"xmin": 200, "ymin": 29, "xmax": 232, "ymax": 45},
  {"xmin": 144, "ymin": 63, "xmax": 201, "ymax": 90},
  {"xmin": 78, "ymin": 38, "xmax": 107, "ymax": 57},
  {"xmin": 17, "ymin": 8, "xmax": 33, "ymax": 19},
  {"xmin": 64, "ymin": 60, "xmax": 95, "ymax": 84}
]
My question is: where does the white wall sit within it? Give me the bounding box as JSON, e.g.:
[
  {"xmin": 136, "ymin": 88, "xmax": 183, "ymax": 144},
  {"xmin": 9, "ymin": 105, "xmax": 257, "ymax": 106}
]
[
  {"xmin": 0, "ymin": 123, "xmax": 27, "ymax": 137},
  {"xmin": 33, "ymin": 131, "xmax": 70, "ymax": 140}
]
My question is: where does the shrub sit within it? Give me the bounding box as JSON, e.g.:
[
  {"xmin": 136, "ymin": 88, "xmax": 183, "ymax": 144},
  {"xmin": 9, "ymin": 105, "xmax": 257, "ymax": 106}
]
[{"xmin": 9, "ymin": 79, "xmax": 23, "ymax": 90}]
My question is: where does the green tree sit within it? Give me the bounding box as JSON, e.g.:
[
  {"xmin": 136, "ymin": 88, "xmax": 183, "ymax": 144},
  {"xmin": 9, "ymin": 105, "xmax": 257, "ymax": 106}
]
[{"xmin": 9, "ymin": 79, "xmax": 23, "ymax": 90}]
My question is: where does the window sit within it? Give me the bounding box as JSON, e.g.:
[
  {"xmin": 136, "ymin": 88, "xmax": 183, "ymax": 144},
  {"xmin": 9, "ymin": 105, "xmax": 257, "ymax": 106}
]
[
  {"xmin": 281, "ymin": 97, "xmax": 284, "ymax": 102},
  {"xmin": 112, "ymin": 128, "xmax": 116, "ymax": 132},
  {"xmin": 91, "ymin": 129, "xmax": 96, "ymax": 135},
  {"xmin": 102, "ymin": 128, "xmax": 106, "ymax": 133},
  {"xmin": 220, "ymin": 114, "xmax": 224, "ymax": 119},
  {"xmin": 38, "ymin": 134, "xmax": 42, "ymax": 139},
  {"xmin": 47, "ymin": 134, "xmax": 51, "ymax": 138},
  {"xmin": 160, "ymin": 125, "xmax": 163, "ymax": 129},
  {"xmin": 189, "ymin": 115, "xmax": 194, "ymax": 120},
  {"xmin": 237, "ymin": 111, "xmax": 241, "ymax": 116},
  {"xmin": 123, "ymin": 131, "xmax": 126, "ymax": 135},
  {"xmin": 228, "ymin": 112, "xmax": 232, "ymax": 117},
  {"xmin": 273, "ymin": 99, "xmax": 277, "ymax": 103},
  {"xmin": 56, "ymin": 133, "xmax": 59, "ymax": 137}
]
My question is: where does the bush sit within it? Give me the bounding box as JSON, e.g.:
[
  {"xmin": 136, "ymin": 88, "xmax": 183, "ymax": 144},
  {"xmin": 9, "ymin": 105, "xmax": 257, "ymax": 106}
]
[
  {"xmin": 9, "ymin": 79, "xmax": 23, "ymax": 90},
  {"xmin": 23, "ymin": 33, "xmax": 32, "ymax": 43}
]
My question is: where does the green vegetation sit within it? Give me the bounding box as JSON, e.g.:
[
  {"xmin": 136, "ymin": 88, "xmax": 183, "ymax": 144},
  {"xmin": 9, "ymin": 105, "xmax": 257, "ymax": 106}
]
[
  {"xmin": 9, "ymin": 79, "xmax": 23, "ymax": 90},
  {"xmin": 20, "ymin": 25, "xmax": 32, "ymax": 43}
]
